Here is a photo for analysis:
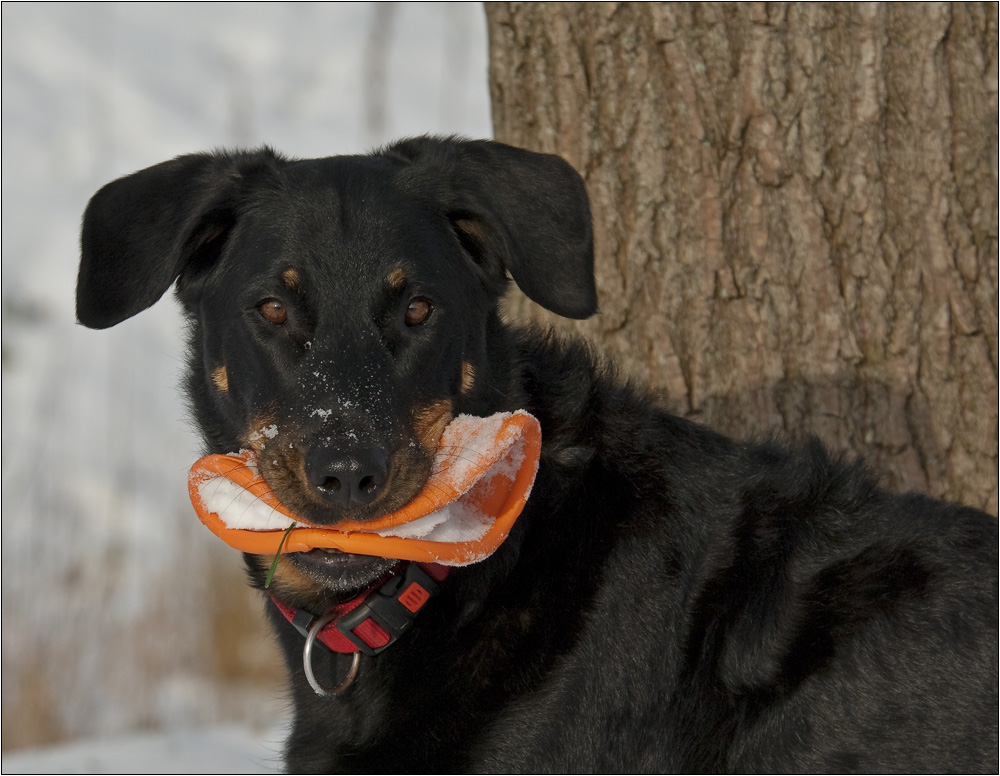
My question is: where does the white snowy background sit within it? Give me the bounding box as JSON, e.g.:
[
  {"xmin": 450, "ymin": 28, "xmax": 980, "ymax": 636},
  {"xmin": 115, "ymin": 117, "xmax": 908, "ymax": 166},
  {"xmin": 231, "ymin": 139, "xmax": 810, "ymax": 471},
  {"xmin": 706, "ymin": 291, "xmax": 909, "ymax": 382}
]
[{"xmin": 1, "ymin": 3, "xmax": 491, "ymax": 771}]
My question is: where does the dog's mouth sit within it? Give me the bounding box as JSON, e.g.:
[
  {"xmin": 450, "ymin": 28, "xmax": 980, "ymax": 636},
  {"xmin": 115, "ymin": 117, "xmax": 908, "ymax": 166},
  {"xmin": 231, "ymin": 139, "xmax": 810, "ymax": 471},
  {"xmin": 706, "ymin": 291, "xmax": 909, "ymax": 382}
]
[
  {"xmin": 194, "ymin": 410, "xmax": 544, "ymax": 601},
  {"xmin": 284, "ymin": 547, "xmax": 399, "ymax": 593},
  {"xmin": 259, "ymin": 443, "xmax": 427, "ymax": 595},
  {"xmin": 236, "ymin": 439, "xmax": 429, "ymax": 599}
]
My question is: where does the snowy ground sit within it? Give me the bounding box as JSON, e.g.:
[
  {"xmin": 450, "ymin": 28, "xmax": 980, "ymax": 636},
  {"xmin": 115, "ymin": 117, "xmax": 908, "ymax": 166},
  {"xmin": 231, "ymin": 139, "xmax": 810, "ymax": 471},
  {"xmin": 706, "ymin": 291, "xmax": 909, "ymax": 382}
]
[
  {"xmin": 2, "ymin": 2, "xmax": 491, "ymax": 768},
  {"xmin": 2, "ymin": 724, "xmax": 285, "ymax": 774}
]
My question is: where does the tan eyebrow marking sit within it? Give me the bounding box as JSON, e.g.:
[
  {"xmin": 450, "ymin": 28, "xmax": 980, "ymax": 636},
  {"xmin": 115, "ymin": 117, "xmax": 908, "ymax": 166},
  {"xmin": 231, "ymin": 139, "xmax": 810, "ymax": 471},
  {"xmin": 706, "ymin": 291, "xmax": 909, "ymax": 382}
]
[
  {"xmin": 211, "ymin": 365, "xmax": 229, "ymax": 392},
  {"xmin": 282, "ymin": 268, "xmax": 300, "ymax": 290},
  {"xmin": 461, "ymin": 361, "xmax": 476, "ymax": 394},
  {"xmin": 387, "ymin": 267, "xmax": 407, "ymax": 290}
]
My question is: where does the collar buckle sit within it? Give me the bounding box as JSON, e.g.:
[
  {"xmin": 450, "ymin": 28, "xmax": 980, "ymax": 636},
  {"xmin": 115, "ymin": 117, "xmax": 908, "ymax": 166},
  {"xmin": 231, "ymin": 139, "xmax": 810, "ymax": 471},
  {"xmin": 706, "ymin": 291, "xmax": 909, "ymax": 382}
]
[{"xmin": 335, "ymin": 562, "xmax": 445, "ymax": 655}]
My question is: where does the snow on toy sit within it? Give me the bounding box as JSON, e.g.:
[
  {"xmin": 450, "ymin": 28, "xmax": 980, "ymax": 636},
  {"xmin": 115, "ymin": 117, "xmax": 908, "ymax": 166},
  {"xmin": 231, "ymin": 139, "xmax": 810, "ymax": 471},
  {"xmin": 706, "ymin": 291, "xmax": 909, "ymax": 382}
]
[{"xmin": 188, "ymin": 411, "xmax": 541, "ymax": 566}]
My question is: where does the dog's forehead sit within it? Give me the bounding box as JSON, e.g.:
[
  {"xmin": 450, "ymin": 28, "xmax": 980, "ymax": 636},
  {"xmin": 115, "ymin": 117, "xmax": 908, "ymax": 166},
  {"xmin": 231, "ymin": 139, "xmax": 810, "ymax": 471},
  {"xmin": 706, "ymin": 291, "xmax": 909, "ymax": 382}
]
[{"xmin": 236, "ymin": 156, "xmax": 438, "ymax": 283}]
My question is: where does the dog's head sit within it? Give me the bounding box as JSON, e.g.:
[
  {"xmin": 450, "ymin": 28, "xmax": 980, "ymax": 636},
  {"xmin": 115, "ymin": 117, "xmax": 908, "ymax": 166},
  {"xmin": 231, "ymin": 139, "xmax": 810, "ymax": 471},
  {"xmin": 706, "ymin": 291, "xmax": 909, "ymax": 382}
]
[{"xmin": 77, "ymin": 137, "xmax": 596, "ymax": 600}]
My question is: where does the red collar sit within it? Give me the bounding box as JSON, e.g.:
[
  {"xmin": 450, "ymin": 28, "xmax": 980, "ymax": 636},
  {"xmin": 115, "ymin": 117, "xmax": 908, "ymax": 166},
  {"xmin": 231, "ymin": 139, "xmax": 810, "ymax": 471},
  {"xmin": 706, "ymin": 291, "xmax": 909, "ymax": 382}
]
[{"xmin": 269, "ymin": 562, "xmax": 450, "ymax": 656}]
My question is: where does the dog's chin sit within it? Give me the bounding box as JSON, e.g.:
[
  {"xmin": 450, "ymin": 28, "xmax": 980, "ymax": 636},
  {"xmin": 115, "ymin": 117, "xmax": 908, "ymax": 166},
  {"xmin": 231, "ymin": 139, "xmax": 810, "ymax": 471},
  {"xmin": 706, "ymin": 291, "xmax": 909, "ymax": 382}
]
[{"xmin": 286, "ymin": 548, "xmax": 399, "ymax": 595}]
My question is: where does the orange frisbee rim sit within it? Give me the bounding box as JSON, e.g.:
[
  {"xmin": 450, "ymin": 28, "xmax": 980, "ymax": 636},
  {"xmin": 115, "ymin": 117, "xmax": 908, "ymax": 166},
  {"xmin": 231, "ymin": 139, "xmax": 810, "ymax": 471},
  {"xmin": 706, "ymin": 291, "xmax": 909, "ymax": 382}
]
[{"xmin": 188, "ymin": 411, "xmax": 541, "ymax": 566}]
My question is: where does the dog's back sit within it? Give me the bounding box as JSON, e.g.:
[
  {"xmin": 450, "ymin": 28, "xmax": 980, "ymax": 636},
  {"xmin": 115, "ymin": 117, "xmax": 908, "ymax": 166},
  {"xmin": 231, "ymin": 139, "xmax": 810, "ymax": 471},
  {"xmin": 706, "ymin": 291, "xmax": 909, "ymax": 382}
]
[{"xmin": 453, "ymin": 335, "xmax": 997, "ymax": 773}]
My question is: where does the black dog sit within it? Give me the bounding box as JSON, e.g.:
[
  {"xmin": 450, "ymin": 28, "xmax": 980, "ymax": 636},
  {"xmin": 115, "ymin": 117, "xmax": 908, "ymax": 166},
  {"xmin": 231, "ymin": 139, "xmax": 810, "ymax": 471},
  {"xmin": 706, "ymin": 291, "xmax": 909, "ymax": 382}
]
[{"xmin": 77, "ymin": 137, "xmax": 997, "ymax": 773}]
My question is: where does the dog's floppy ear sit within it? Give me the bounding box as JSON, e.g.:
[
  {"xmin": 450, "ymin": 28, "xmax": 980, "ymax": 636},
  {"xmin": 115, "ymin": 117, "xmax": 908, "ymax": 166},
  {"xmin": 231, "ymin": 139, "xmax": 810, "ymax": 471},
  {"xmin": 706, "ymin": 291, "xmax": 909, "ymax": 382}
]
[
  {"xmin": 389, "ymin": 137, "xmax": 598, "ymax": 320},
  {"xmin": 77, "ymin": 149, "xmax": 281, "ymax": 329}
]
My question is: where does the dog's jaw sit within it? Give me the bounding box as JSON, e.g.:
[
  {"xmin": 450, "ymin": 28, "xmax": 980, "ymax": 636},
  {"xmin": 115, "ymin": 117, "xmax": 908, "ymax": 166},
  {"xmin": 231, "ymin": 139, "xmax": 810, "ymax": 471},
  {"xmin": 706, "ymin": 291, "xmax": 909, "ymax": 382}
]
[
  {"xmin": 246, "ymin": 549, "xmax": 398, "ymax": 610},
  {"xmin": 286, "ymin": 549, "xmax": 398, "ymax": 593}
]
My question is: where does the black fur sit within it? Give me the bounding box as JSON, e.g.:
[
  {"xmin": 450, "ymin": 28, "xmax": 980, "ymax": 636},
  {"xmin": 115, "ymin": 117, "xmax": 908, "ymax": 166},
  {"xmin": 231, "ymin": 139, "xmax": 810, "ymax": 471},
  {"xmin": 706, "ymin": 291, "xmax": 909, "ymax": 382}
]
[{"xmin": 77, "ymin": 137, "xmax": 997, "ymax": 773}]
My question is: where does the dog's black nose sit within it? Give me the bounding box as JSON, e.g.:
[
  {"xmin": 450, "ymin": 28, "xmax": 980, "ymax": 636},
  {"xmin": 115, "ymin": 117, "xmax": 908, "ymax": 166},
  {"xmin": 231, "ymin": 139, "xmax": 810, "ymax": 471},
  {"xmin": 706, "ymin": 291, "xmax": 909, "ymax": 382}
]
[{"xmin": 305, "ymin": 444, "xmax": 389, "ymax": 511}]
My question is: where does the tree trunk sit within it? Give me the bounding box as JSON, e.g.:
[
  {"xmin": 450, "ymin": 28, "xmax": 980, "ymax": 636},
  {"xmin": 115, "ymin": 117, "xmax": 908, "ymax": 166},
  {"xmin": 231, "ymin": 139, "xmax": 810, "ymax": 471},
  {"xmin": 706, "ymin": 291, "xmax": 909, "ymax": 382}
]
[{"xmin": 486, "ymin": 2, "xmax": 998, "ymax": 515}]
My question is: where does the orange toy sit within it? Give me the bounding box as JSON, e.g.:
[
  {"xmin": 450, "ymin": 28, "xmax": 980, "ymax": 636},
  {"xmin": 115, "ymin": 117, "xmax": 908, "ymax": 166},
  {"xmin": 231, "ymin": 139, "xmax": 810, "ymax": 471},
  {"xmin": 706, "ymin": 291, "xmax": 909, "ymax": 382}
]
[{"xmin": 188, "ymin": 411, "xmax": 541, "ymax": 566}]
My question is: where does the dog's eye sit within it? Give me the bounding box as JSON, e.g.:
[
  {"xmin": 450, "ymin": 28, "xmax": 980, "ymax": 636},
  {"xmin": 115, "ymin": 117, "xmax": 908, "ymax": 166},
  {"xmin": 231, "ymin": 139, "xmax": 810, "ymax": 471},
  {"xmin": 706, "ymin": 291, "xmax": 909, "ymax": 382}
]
[
  {"xmin": 259, "ymin": 299, "xmax": 288, "ymax": 325},
  {"xmin": 404, "ymin": 297, "xmax": 432, "ymax": 327}
]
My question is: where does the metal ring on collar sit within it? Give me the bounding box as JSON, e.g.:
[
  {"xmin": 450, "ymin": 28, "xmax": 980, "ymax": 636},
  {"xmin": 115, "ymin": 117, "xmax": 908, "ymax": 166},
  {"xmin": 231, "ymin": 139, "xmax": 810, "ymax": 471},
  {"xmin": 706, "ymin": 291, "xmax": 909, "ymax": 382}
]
[{"xmin": 303, "ymin": 611, "xmax": 362, "ymax": 696}]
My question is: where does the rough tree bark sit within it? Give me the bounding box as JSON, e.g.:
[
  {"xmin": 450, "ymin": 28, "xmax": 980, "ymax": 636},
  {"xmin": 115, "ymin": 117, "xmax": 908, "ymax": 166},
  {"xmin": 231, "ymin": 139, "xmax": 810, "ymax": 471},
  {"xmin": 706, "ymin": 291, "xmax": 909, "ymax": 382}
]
[{"xmin": 486, "ymin": 2, "xmax": 998, "ymax": 515}]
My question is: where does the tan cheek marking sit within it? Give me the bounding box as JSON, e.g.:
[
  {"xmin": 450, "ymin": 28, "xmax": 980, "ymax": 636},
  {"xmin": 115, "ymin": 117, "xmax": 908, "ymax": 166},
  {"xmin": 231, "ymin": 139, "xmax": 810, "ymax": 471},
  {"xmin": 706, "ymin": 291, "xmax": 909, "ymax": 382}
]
[
  {"xmin": 454, "ymin": 217, "xmax": 486, "ymax": 242},
  {"xmin": 282, "ymin": 268, "xmax": 300, "ymax": 290},
  {"xmin": 211, "ymin": 365, "xmax": 229, "ymax": 393},
  {"xmin": 240, "ymin": 413, "xmax": 280, "ymax": 454},
  {"xmin": 412, "ymin": 399, "xmax": 454, "ymax": 454},
  {"xmin": 461, "ymin": 361, "xmax": 476, "ymax": 395},
  {"xmin": 387, "ymin": 267, "xmax": 407, "ymax": 290}
]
